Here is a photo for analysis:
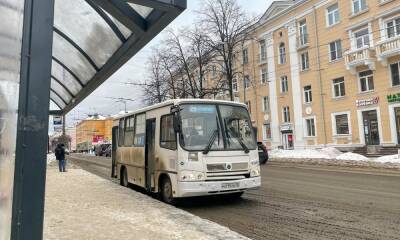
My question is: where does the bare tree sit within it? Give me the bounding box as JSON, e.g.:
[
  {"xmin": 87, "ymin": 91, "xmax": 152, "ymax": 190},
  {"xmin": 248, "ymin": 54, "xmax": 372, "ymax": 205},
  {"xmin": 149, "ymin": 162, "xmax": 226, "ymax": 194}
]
[
  {"xmin": 142, "ymin": 54, "xmax": 169, "ymax": 105},
  {"xmin": 198, "ymin": 0, "xmax": 255, "ymax": 101}
]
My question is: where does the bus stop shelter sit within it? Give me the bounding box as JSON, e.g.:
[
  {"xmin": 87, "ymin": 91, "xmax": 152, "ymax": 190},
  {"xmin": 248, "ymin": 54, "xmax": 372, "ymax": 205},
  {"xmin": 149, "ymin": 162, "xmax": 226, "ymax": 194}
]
[{"xmin": 0, "ymin": 0, "xmax": 185, "ymax": 239}]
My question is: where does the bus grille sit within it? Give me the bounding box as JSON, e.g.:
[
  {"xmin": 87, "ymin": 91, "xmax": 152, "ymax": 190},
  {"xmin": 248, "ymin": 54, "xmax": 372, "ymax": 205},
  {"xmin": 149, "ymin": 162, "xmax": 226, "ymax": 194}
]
[
  {"xmin": 206, "ymin": 171, "xmax": 249, "ymax": 181},
  {"xmin": 207, "ymin": 162, "xmax": 248, "ymax": 172}
]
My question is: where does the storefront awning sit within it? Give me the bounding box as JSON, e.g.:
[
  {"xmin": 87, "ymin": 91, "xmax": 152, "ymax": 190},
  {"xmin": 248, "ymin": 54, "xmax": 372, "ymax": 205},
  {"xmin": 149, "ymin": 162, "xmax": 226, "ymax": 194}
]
[{"xmin": 49, "ymin": 0, "xmax": 185, "ymax": 114}]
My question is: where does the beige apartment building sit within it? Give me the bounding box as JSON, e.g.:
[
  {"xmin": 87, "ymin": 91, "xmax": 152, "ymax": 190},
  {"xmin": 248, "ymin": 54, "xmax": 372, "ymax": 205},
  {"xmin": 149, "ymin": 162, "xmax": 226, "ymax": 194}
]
[{"xmin": 205, "ymin": 0, "xmax": 400, "ymax": 152}]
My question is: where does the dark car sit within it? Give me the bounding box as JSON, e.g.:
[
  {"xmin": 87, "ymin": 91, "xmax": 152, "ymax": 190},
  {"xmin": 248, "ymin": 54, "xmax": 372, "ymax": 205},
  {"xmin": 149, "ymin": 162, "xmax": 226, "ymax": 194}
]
[
  {"xmin": 257, "ymin": 142, "xmax": 268, "ymax": 164},
  {"xmin": 95, "ymin": 143, "xmax": 111, "ymax": 157}
]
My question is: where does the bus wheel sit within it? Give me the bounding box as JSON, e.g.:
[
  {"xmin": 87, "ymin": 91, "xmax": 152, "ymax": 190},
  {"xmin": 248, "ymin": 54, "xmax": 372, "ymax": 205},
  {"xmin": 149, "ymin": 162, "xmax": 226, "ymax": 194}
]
[
  {"xmin": 120, "ymin": 167, "xmax": 128, "ymax": 187},
  {"xmin": 160, "ymin": 177, "xmax": 175, "ymax": 205}
]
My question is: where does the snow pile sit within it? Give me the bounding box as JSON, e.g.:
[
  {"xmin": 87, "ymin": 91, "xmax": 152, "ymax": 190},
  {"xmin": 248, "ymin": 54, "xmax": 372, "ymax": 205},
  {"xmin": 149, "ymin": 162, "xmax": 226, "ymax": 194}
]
[
  {"xmin": 47, "ymin": 154, "xmax": 56, "ymax": 164},
  {"xmin": 335, "ymin": 152, "xmax": 368, "ymax": 161},
  {"xmin": 376, "ymin": 154, "xmax": 400, "ymax": 164},
  {"xmin": 270, "ymin": 148, "xmax": 368, "ymax": 161}
]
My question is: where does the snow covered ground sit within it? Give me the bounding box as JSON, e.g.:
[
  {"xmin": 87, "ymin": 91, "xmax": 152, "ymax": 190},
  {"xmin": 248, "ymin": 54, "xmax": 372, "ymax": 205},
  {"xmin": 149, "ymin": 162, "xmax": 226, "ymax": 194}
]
[
  {"xmin": 47, "ymin": 154, "xmax": 56, "ymax": 165},
  {"xmin": 269, "ymin": 147, "xmax": 400, "ymax": 166}
]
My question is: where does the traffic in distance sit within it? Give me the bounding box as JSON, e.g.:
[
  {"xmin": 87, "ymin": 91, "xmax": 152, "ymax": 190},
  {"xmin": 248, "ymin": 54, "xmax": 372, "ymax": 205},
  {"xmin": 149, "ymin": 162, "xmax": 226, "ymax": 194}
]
[{"xmin": 110, "ymin": 99, "xmax": 262, "ymax": 204}]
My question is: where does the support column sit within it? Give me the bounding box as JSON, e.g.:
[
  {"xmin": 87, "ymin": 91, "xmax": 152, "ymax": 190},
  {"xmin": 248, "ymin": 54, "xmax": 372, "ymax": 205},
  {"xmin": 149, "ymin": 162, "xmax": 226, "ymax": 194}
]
[
  {"xmin": 287, "ymin": 20, "xmax": 304, "ymax": 148},
  {"xmin": 11, "ymin": 0, "xmax": 55, "ymax": 239},
  {"xmin": 266, "ymin": 33, "xmax": 280, "ymax": 148}
]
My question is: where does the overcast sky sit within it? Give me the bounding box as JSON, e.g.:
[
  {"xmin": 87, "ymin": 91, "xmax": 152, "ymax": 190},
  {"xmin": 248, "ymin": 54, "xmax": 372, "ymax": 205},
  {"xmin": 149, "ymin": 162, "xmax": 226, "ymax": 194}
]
[{"xmin": 59, "ymin": 0, "xmax": 273, "ymax": 128}]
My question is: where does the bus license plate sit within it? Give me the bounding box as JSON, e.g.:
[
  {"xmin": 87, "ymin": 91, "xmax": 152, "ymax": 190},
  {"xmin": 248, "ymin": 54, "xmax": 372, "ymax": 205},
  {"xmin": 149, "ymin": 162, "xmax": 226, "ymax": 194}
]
[{"xmin": 221, "ymin": 182, "xmax": 240, "ymax": 189}]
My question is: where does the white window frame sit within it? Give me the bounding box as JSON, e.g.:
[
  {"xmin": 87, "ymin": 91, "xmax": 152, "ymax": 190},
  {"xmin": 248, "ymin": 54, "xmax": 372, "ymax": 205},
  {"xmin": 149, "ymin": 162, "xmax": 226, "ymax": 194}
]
[
  {"xmin": 262, "ymin": 123, "xmax": 272, "ymax": 140},
  {"xmin": 261, "ymin": 68, "xmax": 268, "ymax": 84},
  {"xmin": 332, "ymin": 77, "xmax": 345, "ymax": 98},
  {"xmin": 244, "ymin": 75, "xmax": 250, "ymax": 89},
  {"xmin": 280, "ymin": 75, "xmax": 288, "ymax": 93},
  {"xmin": 358, "ymin": 70, "xmax": 374, "ymax": 93},
  {"xmin": 303, "ymin": 85, "xmax": 312, "ymax": 103},
  {"xmin": 300, "ymin": 52, "xmax": 309, "ymax": 71},
  {"xmin": 242, "ymin": 48, "xmax": 248, "ymax": 64},
  {"xmin": 331, "ymin": 111, "xmax": 352, "ymax": 136},
  {"xmin": 353, "ymin": 28, "xmax": 370, "ymax": 49},
  {"xmin": 304, "ymin": 116, "xmax": 317, "ymax": 137},
  {"xmin": 259, "ymin": 40, "xmax": 267, "ymax": 61},
  {"xmin": 282, "ymin": 106, "xmax": 290, "ymax": 123},
  {"xmin": 390, "ymin": 61, "xmax": 400, "ymax": 87},
  {"xmin": 329, "ymin": 40, "xmax": 342, "ymax": 62},
  {"xmin": 385, "ymin": 17, "xmax": 400, "ymax": 39},
  {"xmin": 262, "ymin": 96, "xmax": 270, "ymax": 113},
  {"xmin": 326, "ymin": 3, "xmax": 340, "ymax": 27},
  {"xmin": 232, "ymin": 78, "xmax": 238, "ymax": 92},
  {"xmin": 299, "ymin": 19, "xmax": 308, "ymax": 46},
  {"xmin": 352, "ymin": 0, "xmax": 367, "ymax": 15},
  {"xmin": 278, "ymin": 43, "xmax": 286, "ymax": 64}
]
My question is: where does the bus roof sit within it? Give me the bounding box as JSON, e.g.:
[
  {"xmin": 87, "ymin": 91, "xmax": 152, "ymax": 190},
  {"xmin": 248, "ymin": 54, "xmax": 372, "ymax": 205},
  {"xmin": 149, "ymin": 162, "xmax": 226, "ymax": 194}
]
[{"xmin": 113, "ymin": 99, "xmax": 247, "ymax": 120}]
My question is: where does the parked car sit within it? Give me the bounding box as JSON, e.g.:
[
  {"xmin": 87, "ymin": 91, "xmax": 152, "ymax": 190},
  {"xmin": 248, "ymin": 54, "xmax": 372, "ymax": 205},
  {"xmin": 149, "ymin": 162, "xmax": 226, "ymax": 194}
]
[
  {"xmin": 257, "ymin": 142, "xmax": 268, "ymax": 164},
  {"xmin": 95, "ymin": 143, "xmax": 111, "ymax": 157}
]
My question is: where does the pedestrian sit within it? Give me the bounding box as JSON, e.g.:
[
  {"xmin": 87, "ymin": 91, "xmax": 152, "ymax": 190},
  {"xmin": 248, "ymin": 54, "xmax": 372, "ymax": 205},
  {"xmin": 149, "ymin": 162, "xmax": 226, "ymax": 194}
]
[{"xmin": 54, "ymin": 143, "xmax": 66, "ymax": 172}]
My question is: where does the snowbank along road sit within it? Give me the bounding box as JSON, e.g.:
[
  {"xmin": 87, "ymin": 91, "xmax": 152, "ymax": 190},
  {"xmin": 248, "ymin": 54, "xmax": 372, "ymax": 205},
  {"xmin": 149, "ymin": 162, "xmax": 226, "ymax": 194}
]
[{"xmin": 68, "ymin": 154, "xmax": 400, "ymax": 240}]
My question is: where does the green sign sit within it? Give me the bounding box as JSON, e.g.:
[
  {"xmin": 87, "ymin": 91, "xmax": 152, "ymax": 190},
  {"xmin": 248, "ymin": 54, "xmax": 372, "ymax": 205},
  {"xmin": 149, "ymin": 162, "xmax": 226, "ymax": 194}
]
[{"xmin": 388, "ymin": 93, "xmax": 400, "ymax": 103}]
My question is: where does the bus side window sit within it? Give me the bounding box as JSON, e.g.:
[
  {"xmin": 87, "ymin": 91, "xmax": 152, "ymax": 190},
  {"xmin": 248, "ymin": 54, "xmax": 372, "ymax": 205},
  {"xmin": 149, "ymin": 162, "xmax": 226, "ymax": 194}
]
[
  {"xmin": 160, "ymin": 114, "xmax": 176, "ymax": 150},
  {"xmin": 118, "ymin": 118, "xmax": 125, "ymax": 147},
  {"xmin": 124, "ymin": 116, "xmax": 135, "ymax": 146},
  {"xmin": 134, "ymin": 113, "xmax": 145, "ymax": 146}
]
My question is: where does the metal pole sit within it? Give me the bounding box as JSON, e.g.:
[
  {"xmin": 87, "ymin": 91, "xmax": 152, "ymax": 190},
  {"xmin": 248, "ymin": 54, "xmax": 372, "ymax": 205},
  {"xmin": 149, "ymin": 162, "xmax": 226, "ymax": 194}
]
[{"xmin": 11, "ymin": 0, "xmax": 55, "ymax": 239}]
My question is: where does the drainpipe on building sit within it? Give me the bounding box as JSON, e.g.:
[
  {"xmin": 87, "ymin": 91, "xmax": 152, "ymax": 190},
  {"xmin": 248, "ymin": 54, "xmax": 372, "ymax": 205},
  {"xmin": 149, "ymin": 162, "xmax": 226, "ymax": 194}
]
[
  {"xmin": 251, "ymin": 37, "xmax": 259, "ymax": 129},
  {"xmin": 313, "ymin": 6, "xmax": 328, "ymax": 146}
]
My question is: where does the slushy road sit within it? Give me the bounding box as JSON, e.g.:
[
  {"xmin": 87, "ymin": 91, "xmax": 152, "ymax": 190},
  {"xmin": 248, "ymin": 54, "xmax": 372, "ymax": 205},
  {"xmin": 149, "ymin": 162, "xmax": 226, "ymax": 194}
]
[{"xmin": 67, "ymin": 154, "xmax": 400, "ymax": 240}]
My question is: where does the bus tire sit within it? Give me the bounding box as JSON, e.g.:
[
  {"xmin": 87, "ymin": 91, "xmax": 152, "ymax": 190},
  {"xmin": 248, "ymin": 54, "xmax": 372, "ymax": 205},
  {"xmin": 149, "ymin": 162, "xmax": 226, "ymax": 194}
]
[
  {"xmin": 120, "ymin": 167, "xmax": 128, "ymax": 187},
  {"xmin": 160, "ymin": 176, "xmax": 175, "ymax": 205}
]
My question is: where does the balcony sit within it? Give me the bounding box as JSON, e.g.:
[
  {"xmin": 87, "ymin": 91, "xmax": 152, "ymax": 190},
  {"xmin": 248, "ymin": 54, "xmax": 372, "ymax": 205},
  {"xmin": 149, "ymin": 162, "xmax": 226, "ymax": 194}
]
[
  {"xmin": 376, "ymin": 36, "xmax": 400, "ymax": 66},
  {"xmin": 344, "ymin": 47, "xmax": 375, "ymax": 74},
  {"xmin": 297, "ymin": 34, "xmax": 309, "ymax": 50}
]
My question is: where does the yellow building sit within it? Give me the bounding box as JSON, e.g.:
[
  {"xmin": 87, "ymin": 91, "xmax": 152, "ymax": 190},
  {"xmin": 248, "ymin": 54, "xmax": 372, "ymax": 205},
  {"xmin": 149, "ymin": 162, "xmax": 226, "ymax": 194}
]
[
  {"xmin": 205, "ymin": 0, "xmax": 400, "ymax": 153},
  {"xmin": 76, "ymin": 115, "xmax": 113, "ymax": 151}
]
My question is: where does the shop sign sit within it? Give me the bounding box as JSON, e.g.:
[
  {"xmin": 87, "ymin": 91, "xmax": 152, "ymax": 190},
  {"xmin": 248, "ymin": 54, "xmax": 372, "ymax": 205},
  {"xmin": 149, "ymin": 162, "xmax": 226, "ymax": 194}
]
[
  {"xmin": 356, "ymin": 97, "xmax": 379, "ymax": 107},
  {"xmin": 387, "ymin": 93, "xmax": 400, "ymax": 103},
  {"xmin": 53, "ymin": 116, "xmax": 62, "ymax": 125},
  {"xmin": 92, "ymin": 135, "xmax": 104, "ymax": 143}
]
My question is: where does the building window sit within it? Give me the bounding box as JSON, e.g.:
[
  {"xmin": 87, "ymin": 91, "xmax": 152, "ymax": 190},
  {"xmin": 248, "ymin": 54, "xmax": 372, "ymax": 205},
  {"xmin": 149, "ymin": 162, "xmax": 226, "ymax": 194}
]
[
  {"xmin": 262, "ymin": 124, "xmax": 272, "ymax": 140},
  {"xmin": 391, "ymin": 62, "xmax": 400, "ymax": 86},
  {"xmin": 260, "ymin": 40, "xmax": 267, "ymax": 61},
  {"xmin": 329, "ymin": 40, "xmax": 342, "ymax": 61},
  {"xmin": 232, "ymin": 78, "xmax": 238, "ymax": 92},
  {"xmin": 283, "ymin": 106, "xmax": 290, "ymax": 123},
  {"xmin": 134, "ymin": 113, "xmax": 145, "ymax": 146},
  {"xmin": 244, "ymin": 75, "xmax": 250, "ymax": 89},
  {"xmin": 261, "ymin": 68, "xmax": 268, "ymax": 84},
  {"xmin": 304, "ymin": 85, "xmax": 312, "ymax": 103},
  {"xmin": 305, "ymin": 118, "xmax": 316, "ymax": 137},
  {"xmin": 300, "ymin": 52, "xmax": 309, "ymax": 71},
  {"xmin": 160, "ymin": 114, "xmax": 176, "ymax": 150},
  {"xmin": 354, "ymin": 28, "xmax": 370, "ymax": 49},
  {"xmin": 246, "ymin": 101, "xmax": 251, "ymax": 113},
  {"xmin": 334, "ymin": 113, "xmax": 350, "ymax": 135},
  {"xmin": 386, "ymin": 17, "xmax": 400, "ymax": 39},
  {"xmin": 352, "ymin": 0, "xmax": 367, "ymax": 15},
  {"xmin": 299, "ymin": 19, "xmax": 308, "ymax": 46},
  {"xmin": 211, "ymin": 65, "xmax": 217, "ymax": 78},
  {"xmin": 326, "ymin": 3, "xmax": 340, "ymax": 26},
  {"xmin": 359, "ymin": 70, "xmax": 374, "ymax": 92},
  {"xmin": 278, "ymin": 43, "xmax": 286, "ymax": 64},
  {"xmin": 280, "ymin": 75, "xmax": 288, "ymax": 93},
  {"xmin": 262, "ymin": 96, "xmax": 270, "ymax": 113},
  {"xmin": 242, "ymin": 48, "xmax": 248, "ymax": 64},
  {"xmin": 333, "ymin": 77, "xmax": 345, "ymax": 97}
]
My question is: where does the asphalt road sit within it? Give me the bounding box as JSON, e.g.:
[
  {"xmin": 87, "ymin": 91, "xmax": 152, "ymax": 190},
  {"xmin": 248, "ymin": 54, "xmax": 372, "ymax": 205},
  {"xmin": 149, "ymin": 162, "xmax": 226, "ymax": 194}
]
[{"xmin": 67, "ymin": 154, "xmax": 400, "ymax": 240}]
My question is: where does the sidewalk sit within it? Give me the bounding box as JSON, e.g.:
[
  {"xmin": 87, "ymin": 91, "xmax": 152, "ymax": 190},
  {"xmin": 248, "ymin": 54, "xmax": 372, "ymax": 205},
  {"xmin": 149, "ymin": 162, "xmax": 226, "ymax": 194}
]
[{"xmin": 44, "ymin": 163, "xmax": 248, "ymax": 240}]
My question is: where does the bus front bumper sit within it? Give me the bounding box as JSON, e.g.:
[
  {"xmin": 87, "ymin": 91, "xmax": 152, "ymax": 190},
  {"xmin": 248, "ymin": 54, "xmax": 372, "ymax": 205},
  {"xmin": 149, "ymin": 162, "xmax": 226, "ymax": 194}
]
[{"xmin": 176, "ymin": 177, "xmax": 261, "ymax": 197}]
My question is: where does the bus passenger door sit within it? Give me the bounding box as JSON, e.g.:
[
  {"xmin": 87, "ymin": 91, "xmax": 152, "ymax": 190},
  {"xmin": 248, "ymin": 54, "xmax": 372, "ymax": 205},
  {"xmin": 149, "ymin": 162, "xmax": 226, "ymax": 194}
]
[
  {"xmin": 145, "ymin": 118, "xmax": 156, "ymax": 191},
  {"xmin": 111, "ymin": 126, "xmax": 118, "ymax": 178}
]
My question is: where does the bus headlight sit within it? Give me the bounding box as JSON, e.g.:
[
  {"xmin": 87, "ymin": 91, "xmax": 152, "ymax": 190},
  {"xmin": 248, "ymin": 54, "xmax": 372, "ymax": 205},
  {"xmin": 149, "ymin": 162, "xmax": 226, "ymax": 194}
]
[
  {"xmin": 188, "ymin": 152, "xmax": 198, "ymax": 162},
  {"xmin": 250, "ymin": 168, "xmax": 260, "ymax": 177},
  {"xmin": 179, "ymin": 171, "xmax": 205, "ymax": 181}
]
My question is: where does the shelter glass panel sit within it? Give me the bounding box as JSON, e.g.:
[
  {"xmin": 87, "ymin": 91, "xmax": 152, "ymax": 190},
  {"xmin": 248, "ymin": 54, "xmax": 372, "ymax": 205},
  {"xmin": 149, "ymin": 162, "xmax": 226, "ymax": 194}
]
[
  {"xmin": 127, "ymin": 3, "xmax": 153, "ymax": 18},
  {"xmin": 50, "ymin": 91, "xmax": 67, "ymax": 109},
  {"xmin": 50, "ymin": 79, "xmax": 73, "ymax": 103},
  {"xmin": 51, "ymin": 60, "xmax": 82, "ymax": 96}
]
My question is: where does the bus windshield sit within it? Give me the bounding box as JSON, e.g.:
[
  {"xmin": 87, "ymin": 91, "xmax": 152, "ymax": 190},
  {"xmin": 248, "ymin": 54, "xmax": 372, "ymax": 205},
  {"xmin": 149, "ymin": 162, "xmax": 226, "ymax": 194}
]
[{"xmin": 179, "ymin": 104, "xmax": 256, "ymax": 151}]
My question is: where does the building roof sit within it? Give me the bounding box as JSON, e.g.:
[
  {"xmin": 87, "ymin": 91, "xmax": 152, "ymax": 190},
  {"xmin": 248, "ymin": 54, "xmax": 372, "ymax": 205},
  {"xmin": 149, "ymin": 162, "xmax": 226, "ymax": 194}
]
[{"xmin": 49, "ymin": 0, "xmax": 186, "ymax": 115}]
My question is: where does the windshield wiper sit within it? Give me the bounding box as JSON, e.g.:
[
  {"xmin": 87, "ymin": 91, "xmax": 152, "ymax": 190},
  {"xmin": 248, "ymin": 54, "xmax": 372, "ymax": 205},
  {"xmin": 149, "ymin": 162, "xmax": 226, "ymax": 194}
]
[
  {"xmin": 203, "ymin": 129, "xmax": 219, "ymax": 155},
  {"xmin": 235, "ymin": 135, "xmax": 249, "ymax": 153},
  {"xmin": 224, "ymin": 119, "xmax": 249, "ymax": 153}
]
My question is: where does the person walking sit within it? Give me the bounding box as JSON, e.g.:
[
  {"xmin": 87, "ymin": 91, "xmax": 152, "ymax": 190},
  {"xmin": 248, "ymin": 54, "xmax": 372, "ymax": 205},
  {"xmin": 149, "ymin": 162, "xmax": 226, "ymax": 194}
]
[{"xmin": 55, "ymin": 143, "xmax": 66, "ymax": 172}]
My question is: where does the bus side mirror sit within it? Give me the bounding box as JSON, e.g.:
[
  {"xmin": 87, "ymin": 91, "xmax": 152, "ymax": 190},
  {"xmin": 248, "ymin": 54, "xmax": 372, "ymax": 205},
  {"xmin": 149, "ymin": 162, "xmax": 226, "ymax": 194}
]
[{"xmin": 173, "ymin": 115, "xmax": 181, "ymax": 133}]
